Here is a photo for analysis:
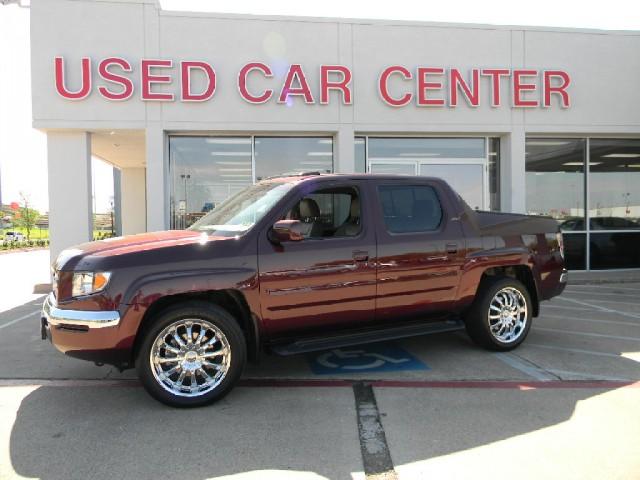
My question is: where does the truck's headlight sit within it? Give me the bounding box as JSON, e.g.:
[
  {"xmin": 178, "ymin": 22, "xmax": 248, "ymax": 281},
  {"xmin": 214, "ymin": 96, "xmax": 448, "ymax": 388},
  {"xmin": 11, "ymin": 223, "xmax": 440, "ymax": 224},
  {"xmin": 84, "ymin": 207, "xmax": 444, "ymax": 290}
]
[{"xmin": 71, "ymin": 272, "xmax": 112, "ymax": 297}]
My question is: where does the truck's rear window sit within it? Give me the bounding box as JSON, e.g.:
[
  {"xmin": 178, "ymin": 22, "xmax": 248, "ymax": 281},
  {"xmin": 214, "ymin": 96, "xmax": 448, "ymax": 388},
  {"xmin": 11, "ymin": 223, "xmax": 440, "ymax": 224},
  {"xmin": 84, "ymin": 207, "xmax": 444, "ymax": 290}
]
[{"xmin": 378, "ymin": 185, "xmax": 443, "ymax": 233}]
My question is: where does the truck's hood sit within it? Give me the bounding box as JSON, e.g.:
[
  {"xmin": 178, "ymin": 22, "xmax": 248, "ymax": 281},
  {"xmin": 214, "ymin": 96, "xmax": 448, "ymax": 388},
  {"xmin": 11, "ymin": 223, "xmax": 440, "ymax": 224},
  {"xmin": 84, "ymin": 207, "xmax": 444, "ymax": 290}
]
[{"xmin": 54, "ymin": 230, "xmax": 225, "ymax": 270}]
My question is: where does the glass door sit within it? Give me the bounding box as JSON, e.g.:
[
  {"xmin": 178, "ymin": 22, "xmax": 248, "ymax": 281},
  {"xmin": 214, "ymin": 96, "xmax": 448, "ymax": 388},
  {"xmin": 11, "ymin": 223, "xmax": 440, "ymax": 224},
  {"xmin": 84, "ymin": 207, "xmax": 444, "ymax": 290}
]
[
  {"xmin": 419, "ymin": 162, "xmax": 486, "ymax": 210},
  {"xmin": 368, "ymin": 159, "xmax": 487, "ymax": 210},
  {"xmin": 364, "ymin": 137, "xmax": 490, "ymax": 210},
  {"xmin": 368, "ymin": 162, "xmax": 416, "ymax": 176}
]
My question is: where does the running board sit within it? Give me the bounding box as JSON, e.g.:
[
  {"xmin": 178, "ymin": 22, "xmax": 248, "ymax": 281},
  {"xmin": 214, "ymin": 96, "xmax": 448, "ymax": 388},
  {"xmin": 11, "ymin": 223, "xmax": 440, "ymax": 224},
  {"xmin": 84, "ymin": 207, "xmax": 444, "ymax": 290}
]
[{"xmin": 270, "ymin": 319, "xmax": 465, "ymax": 356}]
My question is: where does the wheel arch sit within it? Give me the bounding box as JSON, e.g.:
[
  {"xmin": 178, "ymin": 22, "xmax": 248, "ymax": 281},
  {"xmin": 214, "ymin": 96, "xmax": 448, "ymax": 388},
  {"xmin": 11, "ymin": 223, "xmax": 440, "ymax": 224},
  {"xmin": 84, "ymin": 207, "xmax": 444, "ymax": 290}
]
[
  {"xmin": 131, "ymin": 289, "xmax": 260, "ymax": 366},
  {"xmin": 479, "ymin": 265, "xmax": 540, "ymax": 317}
]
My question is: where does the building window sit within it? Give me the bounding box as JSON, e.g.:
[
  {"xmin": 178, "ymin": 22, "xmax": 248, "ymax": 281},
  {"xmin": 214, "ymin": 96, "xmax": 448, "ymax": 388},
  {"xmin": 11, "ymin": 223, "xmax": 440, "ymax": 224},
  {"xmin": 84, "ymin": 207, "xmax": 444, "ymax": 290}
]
[
  {"xmin": 525, "ymin": 138, "xmax": 587, "ymax": 270},
  {"xmin": 526, "ymin": 137, "xmax": 640, "ymax": 270},
  {"xmin": 360, "ymin": 136, "xmax": 489, "ymax": 210},
  {"xmin": 488, "ymin": 137, "xmax": 501, "ymax": 211},
  {"xmin": 588, "ymin": 139, "xmax": 640, "ymax": 269},
  {"xmin": 169, "ymin": 136, "xmax": 252, "ymax": 229},
  {"xmin": 254, "ymin": 137, "xmax": 332, "ymax": 181},
  {"xmin": 169, "ymin": 135, "xmax": 333, "ymax": 229},
  {"xmin": 354, "ymin": 137, "xmax": 366, "ymax": 173}
]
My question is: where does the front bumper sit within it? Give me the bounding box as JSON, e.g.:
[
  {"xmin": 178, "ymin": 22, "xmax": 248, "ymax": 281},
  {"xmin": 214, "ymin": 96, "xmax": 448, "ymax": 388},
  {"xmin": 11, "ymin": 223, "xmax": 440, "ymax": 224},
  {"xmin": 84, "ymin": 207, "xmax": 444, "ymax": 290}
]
[
  {"xmin": 42, "ymin": 293, "xmax": 120, "ymax": 330},
  {"xmin": 41, "ymin": 293, "xmax": 131, "ymax": 367}
]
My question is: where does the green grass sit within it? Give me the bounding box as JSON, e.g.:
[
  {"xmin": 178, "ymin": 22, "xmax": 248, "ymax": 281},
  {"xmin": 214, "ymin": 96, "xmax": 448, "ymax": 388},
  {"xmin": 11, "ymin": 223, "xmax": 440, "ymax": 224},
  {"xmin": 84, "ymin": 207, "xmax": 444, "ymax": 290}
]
[
  {"xmin": 0, "ymin": 227, "xmax": 49, "ymax": 240},
  {"xmin": 1, "ymin": 227, "xmax": 111, "ymax": 241}
]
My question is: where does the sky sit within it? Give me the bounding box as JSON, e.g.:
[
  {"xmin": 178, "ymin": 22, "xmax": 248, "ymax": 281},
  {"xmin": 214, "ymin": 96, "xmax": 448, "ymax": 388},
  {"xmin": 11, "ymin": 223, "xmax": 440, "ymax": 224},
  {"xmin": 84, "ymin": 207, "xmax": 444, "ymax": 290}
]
[{"xmin": 0, "ymin": 0, "xmax": 638, "ymax": 213}]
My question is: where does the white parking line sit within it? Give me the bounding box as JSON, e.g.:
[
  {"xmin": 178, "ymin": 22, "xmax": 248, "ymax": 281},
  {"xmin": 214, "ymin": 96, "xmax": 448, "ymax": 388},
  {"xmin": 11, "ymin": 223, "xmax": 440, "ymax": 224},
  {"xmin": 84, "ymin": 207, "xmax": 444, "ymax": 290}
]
[
  {"xmin": 566, "ymin": 284, "xmax": 640, "ymax": 292},
  {"xmin": 564, "ymin": 290, "xmax": 640, "ymax": 298},
  {"xmin": 0, "ymin": 310, "xmax": 40, "ymax": 330},
  {"xmin": 535, "ymin": 326, "xmax": 640, "ymax": 342},
  {"xmin": 526, "ymin": 343, "xmax": 621, "ymax": 359},
  {"xmin": 541, "ymin": 313, "xmax": 639, "ymax": 327},
  {"xmin": 564, "ymin": 297, "xmax": 640, "ymax": 307},
  {"xmin": 558, "ymin": 297, "xmax": 640, "ymax": 319},
  {"xmin": 546, "ymin": 368, "xmax": 630, "ymax": 382},
  {"xmin": 544, "ymin": 304, "xmax": 591, "ymax": 312},
  {"xmin": 493, "ymin": 352, "xmax": 557, "ymax": 381}
]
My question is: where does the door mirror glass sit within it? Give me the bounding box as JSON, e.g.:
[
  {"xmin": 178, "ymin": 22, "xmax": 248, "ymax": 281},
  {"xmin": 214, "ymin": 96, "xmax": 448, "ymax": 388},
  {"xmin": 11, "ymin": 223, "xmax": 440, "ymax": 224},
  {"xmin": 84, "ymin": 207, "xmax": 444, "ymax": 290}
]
[{"xmin": 271, "ymin": 220, "xmax": 307, "ymax": 243}]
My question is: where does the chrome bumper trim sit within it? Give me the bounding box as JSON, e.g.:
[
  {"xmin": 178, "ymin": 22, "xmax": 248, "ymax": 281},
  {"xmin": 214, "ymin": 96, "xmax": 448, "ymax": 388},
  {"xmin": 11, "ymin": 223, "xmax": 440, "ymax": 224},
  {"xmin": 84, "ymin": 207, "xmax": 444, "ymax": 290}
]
[
  {"xmin": 559, "ymin": 271, "xmax": 568, "ymax": 284},
  {"xmin": 42, "ymin": 293, "xmax": 120, "ymax": 329}
]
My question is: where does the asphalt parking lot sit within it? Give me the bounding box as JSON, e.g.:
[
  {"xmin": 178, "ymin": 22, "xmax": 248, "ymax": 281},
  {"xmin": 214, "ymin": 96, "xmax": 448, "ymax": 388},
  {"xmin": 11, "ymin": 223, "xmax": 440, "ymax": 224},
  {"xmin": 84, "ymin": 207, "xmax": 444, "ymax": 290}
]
[{"xmin": 0, "ymin": 251, "xmax": 639, "ymax": 479}]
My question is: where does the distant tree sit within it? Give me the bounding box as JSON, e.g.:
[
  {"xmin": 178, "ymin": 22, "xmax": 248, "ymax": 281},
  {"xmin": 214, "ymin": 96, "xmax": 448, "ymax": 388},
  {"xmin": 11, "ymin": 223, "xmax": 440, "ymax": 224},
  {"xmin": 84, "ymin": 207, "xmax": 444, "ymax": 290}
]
[{"xmin": 14, "ymin": 192, "xmax": 40, "ymax": 241}]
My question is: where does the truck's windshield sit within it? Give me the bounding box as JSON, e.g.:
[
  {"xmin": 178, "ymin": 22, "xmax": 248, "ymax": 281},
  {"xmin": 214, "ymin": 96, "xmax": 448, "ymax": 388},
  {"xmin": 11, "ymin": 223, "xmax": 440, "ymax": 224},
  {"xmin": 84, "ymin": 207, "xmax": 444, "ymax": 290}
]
[{"xmin": 188, "ymin": 182, "xmax": 294, "ymax": 236}]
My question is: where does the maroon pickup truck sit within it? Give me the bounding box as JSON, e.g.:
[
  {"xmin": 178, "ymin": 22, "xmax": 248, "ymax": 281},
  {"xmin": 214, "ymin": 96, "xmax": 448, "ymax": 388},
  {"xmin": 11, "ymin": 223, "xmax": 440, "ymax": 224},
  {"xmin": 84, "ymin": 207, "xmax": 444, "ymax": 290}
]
[{"xmin": 41, "ymin": 173, "xmax": 567, "ymax": 407}]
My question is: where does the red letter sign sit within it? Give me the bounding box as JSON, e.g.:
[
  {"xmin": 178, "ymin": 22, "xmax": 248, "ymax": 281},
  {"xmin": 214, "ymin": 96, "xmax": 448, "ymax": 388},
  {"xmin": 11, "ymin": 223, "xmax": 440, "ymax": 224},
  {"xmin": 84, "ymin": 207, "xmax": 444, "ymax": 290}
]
[
  {"xmin": 181, "ymin": 61, "xmax": 216, "ymax": 102},
  {"xmin": 238, "ymin": 62, "xmax": 273, "ymax": 103},
  {"xmin": 480, "ymin": 69, "xmax": 511, "ymax": 107},
  {"xmin": 279, "ymin": 64, "xmax": 314, "ymax": 104},
  {"xmin": 543, "ymin": 70, "xmax": 570, "ymax": 108},
  {"xmin": 54, "ymin": 56, "xmax": 91, "ymax": 100},
  {"xmin": 513, "ymin": 69, "xmax": 539, "ymax": 107},
  {"xmin": 450, "ymin": 68, "xmax": 480, "ymax": 107},
  {"xmin": 141, "ymin": 59, "xmax": 174, "ymax": 101},
  {"xmin": 417, "ymin": 67, "xmax": 445, "ymax": 106},
  {"xmin": 98, "ymin": 57, "xmax": 133, "ymax": 101},
  {"xmin": 320, "ymin": 65, "xmax": 352, "ymax": 104},
  {"xmin": 379, "ymin": 66, "xmax": 412, "ymax": 107}
]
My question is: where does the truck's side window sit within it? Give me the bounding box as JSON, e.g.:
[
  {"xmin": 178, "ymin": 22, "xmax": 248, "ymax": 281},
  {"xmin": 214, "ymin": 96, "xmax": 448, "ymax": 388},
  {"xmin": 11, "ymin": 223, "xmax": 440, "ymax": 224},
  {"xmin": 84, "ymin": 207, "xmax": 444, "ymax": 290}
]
[
  {"xmin": 378, "ymin": 185, "xmax": 442, "ymax": 233},
  {"xmin": 285, "ymin": 186, "xmax": 361, "ymax": 239}
]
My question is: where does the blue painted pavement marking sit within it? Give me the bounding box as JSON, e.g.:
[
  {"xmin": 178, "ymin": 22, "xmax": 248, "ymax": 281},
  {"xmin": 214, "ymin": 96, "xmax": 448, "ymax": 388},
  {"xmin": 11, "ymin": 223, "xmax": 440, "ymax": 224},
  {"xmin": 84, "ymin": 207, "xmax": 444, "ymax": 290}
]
[{"xmin": 308, "ymin": 342, "xmax": 429, "ymax": 375}]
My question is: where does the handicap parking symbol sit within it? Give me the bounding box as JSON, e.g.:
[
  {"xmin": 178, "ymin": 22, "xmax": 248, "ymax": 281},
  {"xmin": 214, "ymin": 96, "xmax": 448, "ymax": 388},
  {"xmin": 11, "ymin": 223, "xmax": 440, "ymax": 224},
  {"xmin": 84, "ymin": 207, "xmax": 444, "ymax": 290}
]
[{"xmin": 308, "ymin": 342, "xmax": 429, "ymax": 375}]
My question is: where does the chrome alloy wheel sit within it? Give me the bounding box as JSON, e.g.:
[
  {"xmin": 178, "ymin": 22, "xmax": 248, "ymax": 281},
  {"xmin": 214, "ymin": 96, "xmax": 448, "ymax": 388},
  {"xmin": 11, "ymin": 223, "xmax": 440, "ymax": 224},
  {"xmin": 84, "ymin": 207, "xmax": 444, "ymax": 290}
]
[
  {"xmin": 149, "ymin": 319, "xmax": 231, "ymax": 397},
  {"xmin": 487, "ymin": 287, "xmax": 528, "ymax": 343}
]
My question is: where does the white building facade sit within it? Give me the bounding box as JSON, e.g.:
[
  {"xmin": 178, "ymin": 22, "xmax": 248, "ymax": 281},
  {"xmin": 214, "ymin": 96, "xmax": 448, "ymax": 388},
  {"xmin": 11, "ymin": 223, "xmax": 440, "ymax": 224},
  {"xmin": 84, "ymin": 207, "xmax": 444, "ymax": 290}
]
[{"xmin": 31, "ymin": 0, "xmax": 640, "ymax": 270}]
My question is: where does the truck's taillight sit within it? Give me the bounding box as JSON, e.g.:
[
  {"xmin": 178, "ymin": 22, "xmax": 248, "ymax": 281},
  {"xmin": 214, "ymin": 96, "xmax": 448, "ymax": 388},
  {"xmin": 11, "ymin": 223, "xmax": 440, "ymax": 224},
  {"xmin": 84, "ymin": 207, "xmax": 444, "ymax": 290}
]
[{"xmin": 556, "ymin": 232, "xmax": 564, "ymax": 259}]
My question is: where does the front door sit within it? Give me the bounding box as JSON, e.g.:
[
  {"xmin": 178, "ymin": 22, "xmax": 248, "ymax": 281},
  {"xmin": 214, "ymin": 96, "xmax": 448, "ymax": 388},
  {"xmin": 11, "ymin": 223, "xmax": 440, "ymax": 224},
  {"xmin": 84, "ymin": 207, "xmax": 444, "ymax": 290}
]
[{"xmin": 257, "ymin": 181, "xmax": 377, "ymax": 336}]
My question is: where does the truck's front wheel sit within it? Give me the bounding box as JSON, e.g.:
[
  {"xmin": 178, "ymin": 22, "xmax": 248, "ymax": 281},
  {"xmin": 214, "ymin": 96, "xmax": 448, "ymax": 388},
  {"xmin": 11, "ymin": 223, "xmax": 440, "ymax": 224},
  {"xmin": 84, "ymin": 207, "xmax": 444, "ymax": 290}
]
[
  {"xmin": 464, "ymin": 277, "xmax": 532, "ymax": 351},
  {"xmin": 136, "ymin": 302, "xmax": 246, "ymax": 407}
]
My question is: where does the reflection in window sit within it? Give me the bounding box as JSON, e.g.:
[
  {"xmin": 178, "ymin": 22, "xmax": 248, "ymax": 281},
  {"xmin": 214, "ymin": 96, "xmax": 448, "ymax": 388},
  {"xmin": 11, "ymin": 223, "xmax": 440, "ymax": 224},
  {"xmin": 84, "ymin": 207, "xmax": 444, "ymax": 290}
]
[
  {"xmin": 170, "ymin": 137, "xmax": 252, "ymax": 229},
  {"xmin": 254, "ymin": 137, "xmax": 333, "ymax": 181},
  {"xmin": 564, "ymin": 233, "xmax": 587, "ymax": 270},
  {"xmin": 368, "ymin": 137, "xmax": 485, "ymax": 160},
  {"xmin": 590, "ymin": 232, "xmax": 640, "ymax": 270},
  {"xmin": 589, "ymin": 139, "xmax": 640, "ymax": 230},
  {"xmin": 525, "ymin": 138, "xmax": 586, "ymax": 228}
]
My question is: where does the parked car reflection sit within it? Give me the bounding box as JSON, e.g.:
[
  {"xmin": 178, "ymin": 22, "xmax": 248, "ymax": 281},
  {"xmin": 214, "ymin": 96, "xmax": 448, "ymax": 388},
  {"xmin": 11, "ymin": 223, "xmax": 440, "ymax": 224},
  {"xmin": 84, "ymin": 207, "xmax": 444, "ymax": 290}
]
[{"xmin": 559, "ymin": 217, "xmax": 640, "ymax": 269}]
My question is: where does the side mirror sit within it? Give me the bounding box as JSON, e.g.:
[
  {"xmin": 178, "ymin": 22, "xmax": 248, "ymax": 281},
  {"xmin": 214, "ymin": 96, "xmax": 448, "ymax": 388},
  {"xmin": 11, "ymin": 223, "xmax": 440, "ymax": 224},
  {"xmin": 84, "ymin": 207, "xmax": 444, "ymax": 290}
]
[{"xmin": 270, "ymin": 220, "xmax": 306, "ymax": 243}]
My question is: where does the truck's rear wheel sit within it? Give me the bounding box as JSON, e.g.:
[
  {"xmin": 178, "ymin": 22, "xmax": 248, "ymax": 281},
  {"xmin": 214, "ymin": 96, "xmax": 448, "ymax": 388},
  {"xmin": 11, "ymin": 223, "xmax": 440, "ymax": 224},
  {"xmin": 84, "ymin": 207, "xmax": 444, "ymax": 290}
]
[
  {"xmin": 464, "ymin": 277, "xmax": 532, "ymax": 351},
  {"xmin": 137, "ymin": 302, "xmax": 246, "ymax": 407}
]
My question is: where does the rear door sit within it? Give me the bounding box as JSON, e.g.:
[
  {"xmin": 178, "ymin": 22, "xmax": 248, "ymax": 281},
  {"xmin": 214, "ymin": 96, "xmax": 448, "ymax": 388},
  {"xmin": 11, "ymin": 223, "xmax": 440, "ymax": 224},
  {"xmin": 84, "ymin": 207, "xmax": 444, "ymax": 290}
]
[
  {"xmin": 373, "ymin": 180, "xmax": 465, "ymax": 320},
  {"xmin": 257, "ymin": 180, "xmax": 377, "ymax": 336}
]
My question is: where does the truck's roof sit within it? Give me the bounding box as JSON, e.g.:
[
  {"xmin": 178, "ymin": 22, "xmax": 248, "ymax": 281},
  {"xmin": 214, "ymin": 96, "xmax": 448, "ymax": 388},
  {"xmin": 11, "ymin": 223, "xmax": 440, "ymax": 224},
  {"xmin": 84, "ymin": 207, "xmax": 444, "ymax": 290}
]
[{"xmin": 261, "ymin": 173, "xmax": 446, "ymax": 184}]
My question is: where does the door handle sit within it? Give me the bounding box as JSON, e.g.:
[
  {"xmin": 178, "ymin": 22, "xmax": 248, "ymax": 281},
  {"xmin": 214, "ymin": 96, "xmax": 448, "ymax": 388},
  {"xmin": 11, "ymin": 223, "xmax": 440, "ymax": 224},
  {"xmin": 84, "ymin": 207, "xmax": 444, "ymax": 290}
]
[
  {"xmin": 352, "ymin": 250, "xmax": 369, "ymax": 262},
  {"xmin": 446, "ymin": 243, "xmax": 458, "ymax": 254}
]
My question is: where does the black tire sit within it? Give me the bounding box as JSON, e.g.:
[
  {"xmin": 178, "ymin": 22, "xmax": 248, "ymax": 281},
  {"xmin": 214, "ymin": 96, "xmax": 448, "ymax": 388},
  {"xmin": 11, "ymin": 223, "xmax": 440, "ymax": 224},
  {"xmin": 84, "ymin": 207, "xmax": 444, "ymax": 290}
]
[
  {"xmin": 136, "ymin": 301, "xmax": 246, "ymax": 408},
  {"xmin": 464, "ymin": 276, "xmax": 532, "ymax": 351}
]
